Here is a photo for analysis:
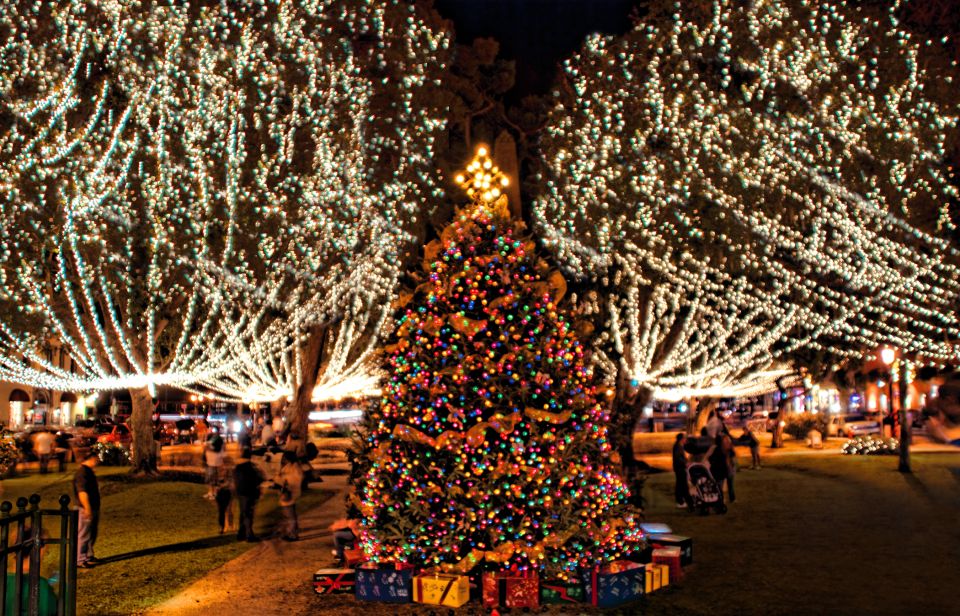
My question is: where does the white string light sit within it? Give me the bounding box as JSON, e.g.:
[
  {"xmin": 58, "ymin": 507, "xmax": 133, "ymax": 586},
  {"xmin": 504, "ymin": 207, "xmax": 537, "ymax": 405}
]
[
  {"xmin": 0, "ymin": 1, "xmax": 451, "ymax": 400},
  {"xmin": 534, "ymin": 0, "xmax": 960, "ymax": 399}
]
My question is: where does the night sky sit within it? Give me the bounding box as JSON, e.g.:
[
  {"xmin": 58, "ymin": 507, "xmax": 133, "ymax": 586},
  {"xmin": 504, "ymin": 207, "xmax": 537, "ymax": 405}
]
[{"xmin": 433, "ymin": 0, "xmax": 641, "ymax": 97}]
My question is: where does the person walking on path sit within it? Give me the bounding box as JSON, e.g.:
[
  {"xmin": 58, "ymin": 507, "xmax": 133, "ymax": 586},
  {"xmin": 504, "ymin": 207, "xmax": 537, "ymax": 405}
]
[
  {"xmin": 233, "ymin": 448, "xmax": 264, "ymax": 542},
  {"xmin": 32, "ymin": 430, "xmax": 56, "ymax": 474},
  {"xmin": 74, "ymin": 451, "xmax": 101, "ymax": 568},
  {"xmin": 203, "ymin": 433, "xmax": 225, "ymax": 500},
  {"xmin": 273, "ymin": 451, "xmax": 304, "ymax": 541},
  {"xmin": 672, "ymin": 433, "xmax": 693, "ymax": 509}
]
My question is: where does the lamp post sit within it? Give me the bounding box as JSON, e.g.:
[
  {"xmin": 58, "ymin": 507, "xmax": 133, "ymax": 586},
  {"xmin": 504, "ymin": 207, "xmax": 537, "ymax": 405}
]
[
  {"xmin": 879, "ymin": 347, "xmax": 911, "ymax": 473},
  {"xmin": 879, "ymin": 348, "xmax": 895, "ymax": 436}
]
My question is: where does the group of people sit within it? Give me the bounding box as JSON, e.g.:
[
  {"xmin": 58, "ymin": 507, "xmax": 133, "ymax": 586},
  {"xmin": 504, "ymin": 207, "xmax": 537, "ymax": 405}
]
[
  {"xmin": 199, "ymin": 427, "xmax": 306, "ymax": 543},
  {"xmin": 672, "ymin": 410, "xmax": 762, "ymax": 509}
]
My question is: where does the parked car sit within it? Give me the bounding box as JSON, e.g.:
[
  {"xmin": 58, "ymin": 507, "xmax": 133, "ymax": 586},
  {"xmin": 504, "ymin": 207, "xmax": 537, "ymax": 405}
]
[
  {"xmin": 96, "ymin": 423, "xmax": 132, "ymax": 447},
  {"xmin": 157, "ymin": 422, "xmax": 180, "ymax": 445},
  {"xmin": 746, "ymin": 411, "xmax": 779, "ymax": 432},
  {"xmin": 173, "ymin": 418, "xmax": 196, "ymax": 444},
  {"xmin": 827, "ymin": 413, "xmax": 881, "ymax": 438}
]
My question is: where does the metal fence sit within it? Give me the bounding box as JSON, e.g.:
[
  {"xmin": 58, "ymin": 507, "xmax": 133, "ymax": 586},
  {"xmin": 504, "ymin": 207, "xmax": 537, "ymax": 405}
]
[{"xmin": 0, "ymin": 494, "xmax": 78, "ymax": 616}]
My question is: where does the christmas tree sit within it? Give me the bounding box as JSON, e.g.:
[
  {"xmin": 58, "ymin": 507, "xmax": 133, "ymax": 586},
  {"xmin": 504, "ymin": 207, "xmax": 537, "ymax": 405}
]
[{"xmin": 357, "ymin": 148, "xmax": 643, "ymax": 577}]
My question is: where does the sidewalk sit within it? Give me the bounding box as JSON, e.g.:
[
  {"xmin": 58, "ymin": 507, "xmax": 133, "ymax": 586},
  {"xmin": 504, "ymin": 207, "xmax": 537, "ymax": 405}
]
[
  {"xmin": 637, "ymin": 433, "xmax": 960, "ymax": 470},
  {"xmin": 146, "ymin": 466, "xmax": 351, "ymax": 616}
]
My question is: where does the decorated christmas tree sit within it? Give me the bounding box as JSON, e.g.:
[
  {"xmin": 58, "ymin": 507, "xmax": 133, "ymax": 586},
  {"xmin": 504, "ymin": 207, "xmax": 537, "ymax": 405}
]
[{"xmin": 356, "ymin": 148, "xmax": 643, "ymax": 577}]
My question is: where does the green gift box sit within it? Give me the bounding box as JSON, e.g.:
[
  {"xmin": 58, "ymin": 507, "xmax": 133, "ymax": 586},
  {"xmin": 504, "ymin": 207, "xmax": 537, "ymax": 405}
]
[{"xmin": 540, "ymin": 580, "xmax": 585, "ymax": 604}]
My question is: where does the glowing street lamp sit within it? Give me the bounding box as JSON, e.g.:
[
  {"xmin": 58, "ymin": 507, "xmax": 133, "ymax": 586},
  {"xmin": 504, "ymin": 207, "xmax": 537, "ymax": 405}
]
[
  {"xmin": 879, "ymin": 348, "xmax": 895, "ymax": 437},
  {"xmin": 880, "ymin": 347, "xmax": 896, "ymax": 366}
]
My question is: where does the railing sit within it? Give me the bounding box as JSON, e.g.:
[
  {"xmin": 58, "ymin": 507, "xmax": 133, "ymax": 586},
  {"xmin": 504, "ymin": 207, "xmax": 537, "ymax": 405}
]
[{"xmin": 0, "ymin": 494, "xmax": 78, "ymax": 616}]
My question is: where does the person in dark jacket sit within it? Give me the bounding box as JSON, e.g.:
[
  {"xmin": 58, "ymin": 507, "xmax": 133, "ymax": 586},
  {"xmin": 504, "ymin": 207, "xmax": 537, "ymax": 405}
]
[
  {"xmin": 672, "ymin": 433, "xmax": 693, "ymax": 509},
  {"xmin": 709, "ymin": 432, "xmax": 736, "ymax": 502},
  {"xmin": 233, "ymin": 448, "xmax": 264, "ymax": 542},
  {"xmin": 74, "ymin": 451, "xmax": 101, "ymax": 568}
]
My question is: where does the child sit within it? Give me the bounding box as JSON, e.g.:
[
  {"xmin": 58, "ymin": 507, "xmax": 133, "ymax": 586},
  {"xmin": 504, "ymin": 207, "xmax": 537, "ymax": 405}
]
[
  {"xmin": 329, "ymin": 517, "xmax": 361, "ymax": 566},
  {"xmin": 215, "ymin": 476, "xmax": 234, "ymax": 534}
]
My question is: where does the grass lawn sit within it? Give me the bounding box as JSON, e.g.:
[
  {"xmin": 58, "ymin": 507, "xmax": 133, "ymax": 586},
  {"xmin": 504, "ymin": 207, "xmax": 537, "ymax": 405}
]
[
  {"xmin": 1, "ymin": 465, "xmax": 335, "ymax": 615},
  {"xmin": 640, "ymin": 452, "xmax": 960, "ymax": 615}
]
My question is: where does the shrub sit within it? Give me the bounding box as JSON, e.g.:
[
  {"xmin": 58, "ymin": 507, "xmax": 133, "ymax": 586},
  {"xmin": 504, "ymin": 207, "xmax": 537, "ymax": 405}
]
[
  {"xmin": 783, "ymin": 413, "xmax": 828, "ymax": 440},
  {"xmin": 0, "ymin": 433, "xmax": 19, "ymax": 476},
  {"xmin": 92, "ymin": 441, "xmax": 131, "ymax": 466},
  {"xmin": 842, "ymin": 435, "xmax": 900, "ymax": 455}
]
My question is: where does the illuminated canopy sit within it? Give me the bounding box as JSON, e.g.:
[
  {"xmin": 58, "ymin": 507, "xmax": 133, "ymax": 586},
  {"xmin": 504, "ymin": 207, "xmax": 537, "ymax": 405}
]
[{"xmin": 534, "ymin": 0, "xmax": 960, "ymax": 397}]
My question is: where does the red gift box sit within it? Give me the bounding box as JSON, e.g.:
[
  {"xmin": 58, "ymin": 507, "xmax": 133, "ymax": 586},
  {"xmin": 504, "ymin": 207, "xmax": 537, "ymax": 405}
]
[
  {"xmin": 313, "ymin": 568, "xmax": 356, "ymax": 594},
  {"xmin": 652, "ymin": 546, "xmax": 683, "ymax": 581},
  {"xmin": 482, "ymin": 569, "xmax": 540, "ymax": 609},
  {"xmin": 344, "ymin": 548, "xmax": 369, "ymax": 568}
]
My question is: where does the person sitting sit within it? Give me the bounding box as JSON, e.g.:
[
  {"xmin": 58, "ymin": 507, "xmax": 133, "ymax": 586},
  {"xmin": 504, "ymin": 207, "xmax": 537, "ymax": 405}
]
[{"xmin": 329, "ymin": 516, "xmax": 361, "ymax": 566}]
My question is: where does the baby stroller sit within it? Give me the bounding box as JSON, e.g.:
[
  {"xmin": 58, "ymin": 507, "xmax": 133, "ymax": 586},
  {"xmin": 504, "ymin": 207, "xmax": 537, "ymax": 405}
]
[{"xmin": 687, "ymin": 461, "xmax": 727, "ymax": 515}]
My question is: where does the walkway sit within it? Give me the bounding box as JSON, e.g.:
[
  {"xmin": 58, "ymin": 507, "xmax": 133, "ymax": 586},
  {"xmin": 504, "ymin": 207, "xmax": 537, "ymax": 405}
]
[{"xmin": 146, "ymin": 464, "xmax": 350, "ymax": 616}]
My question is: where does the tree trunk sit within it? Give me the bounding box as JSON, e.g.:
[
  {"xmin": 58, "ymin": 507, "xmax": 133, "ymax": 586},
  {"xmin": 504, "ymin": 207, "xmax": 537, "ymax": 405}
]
[
  {"xmin": 686, "ymin": 398, "xmax": 716, "ymax": 436},
  {"xmin": 609, "ymin": 381, "xmax": 650, "ymax": 508},
  {"xmin": 771, "ymin": 390, "xmax": 800, "ymax": 448},
  {"xmin": 285, "ymin": 324, "xmax": 327, "ymax": 456},
  {"xmin": 129, "ymin": 387, "xmax": 157, "ymax": 474},
  {"xmin": 494, "ymin": 131, "xmax": 522, "ymax": 220}
]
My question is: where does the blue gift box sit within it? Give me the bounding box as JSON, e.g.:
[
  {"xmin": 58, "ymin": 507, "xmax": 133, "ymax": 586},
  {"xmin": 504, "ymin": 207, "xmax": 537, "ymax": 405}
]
[
  {"xmin": 582, "ymin": 561, "xmax": 645, "ymax": 608},
  {"xmin": 355, "ymin": 564, "xmax": 415, "ymax": 603}
]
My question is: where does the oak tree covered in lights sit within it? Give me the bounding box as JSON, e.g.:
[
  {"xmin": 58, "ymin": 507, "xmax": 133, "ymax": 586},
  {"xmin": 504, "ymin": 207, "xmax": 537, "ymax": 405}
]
[
  {"xmin": 0, "ymin": 0, "xmax": 451, "ymax": 467},
  {"xmin": 357, "ymin": 150, "xmax": 643, "ymax": 576},
  {"xmin": 534, "ymin": 0, "xmax": 960, "ymax": 437}
]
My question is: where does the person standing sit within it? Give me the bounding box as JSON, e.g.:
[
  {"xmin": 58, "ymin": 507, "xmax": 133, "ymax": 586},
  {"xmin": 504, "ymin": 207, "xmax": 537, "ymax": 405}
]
[
  {"xmin": 259, "ymin": 421, "xmax": 276, "ymax": 448},
  {"xmin": 705, "ymin": 410, "xmax": 724, "ymax": 439},
  {"xmin": 214, "ymin": 476, "xmax": 234, "ymax": 534},
  {"xmin": 74, "ymin": 451, "xmax": 101, "ymax": 568},
  {"xmin": 273, "ymin": 451, "xmax": 304, "ymax": 541},
  {"xmin": 233, "ymin": 448, "xmax": 264, "ymax": 542},
  {"xmin": 195, "ymin": 418, "xmax": 208, "ymax": 445},
  {"xmin": 710, "ymin": 430, "xmax": 737, "ymax": 503},
  {"xmin": 741, "ymin": 428, "xmax": 762, "ymax": 469},
  {"xmin": 203, "ymin": 433, "xmax": 225, "ymax": 499},
  {"xmin": 672, "ymin": 433, "xmax": 693, "ymax": 509},
  {"xmin": 32, "ymin": 430, "xmax": 56, "ymax": 474},
  {"xmin": 722, "ymin": 429, "xmax": 737, "ymax": 502}
]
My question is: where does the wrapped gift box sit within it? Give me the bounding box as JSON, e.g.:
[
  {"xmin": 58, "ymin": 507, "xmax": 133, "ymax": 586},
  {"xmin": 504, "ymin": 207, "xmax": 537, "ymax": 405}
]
[
  {"xmin": 648, "ymin": 533, "xmax": 693, "ymax": 566},
  {"xmin": 639, "ymin": 522, "xmax": 672, "ymax": 535},
  {"xmin": 482, "ymin": 570, "xmax": 540, "ymax": 609},
  {"xmin": 540, "ymin": 579, "xmax": 585, "ymax": 604},
  {"xmin": 355, "ymin": 563, "xmax": 415, "ymax": 603},
  {"xmin": 314, "ymin": 568, "xmax": 356, "ymax": 595},
  {"xmin": 645, "ymin": 563, "xmax": 670, "ymax": 593},
  {"xmin": 625, "ymin": 544, "xmax": 653, "ymax": 564},
  {"xmin": 582, "ymin": 560, "xmax": 645, "ymax": 608},
  {"xmin": 652, "ymin": 546, "xmax": 683, "ymax": 581},
  {"xmin": 412, "ymin": 572, "xmax": 470, "ymax": 608},
  {"xmin": 344, "ymin": 548, "xmax": 368, "ymax": 568}
]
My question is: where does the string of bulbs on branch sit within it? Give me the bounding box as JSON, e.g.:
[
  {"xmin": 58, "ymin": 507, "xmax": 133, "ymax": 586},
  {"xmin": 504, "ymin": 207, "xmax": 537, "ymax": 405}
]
[{"xmin": 534, "ymin": 0, "xmax": 960, "ymax": 398}]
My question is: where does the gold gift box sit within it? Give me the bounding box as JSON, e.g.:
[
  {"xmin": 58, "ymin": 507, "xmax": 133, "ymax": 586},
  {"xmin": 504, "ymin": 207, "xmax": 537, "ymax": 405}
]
[
  {"xmin": 412, "ymin": 573, "xmax": 470, "ymax": 608},
  {"xmin": 645, "ymin": 562, "xmax": 670, "ymax": 593}
]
